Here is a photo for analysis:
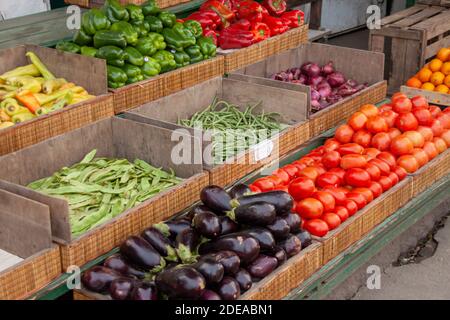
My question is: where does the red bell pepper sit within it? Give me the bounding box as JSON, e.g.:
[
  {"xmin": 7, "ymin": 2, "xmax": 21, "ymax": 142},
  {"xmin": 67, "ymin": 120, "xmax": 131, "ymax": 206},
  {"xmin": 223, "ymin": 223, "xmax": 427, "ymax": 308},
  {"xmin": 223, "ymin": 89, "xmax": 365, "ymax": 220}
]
[
  {"xmin": 229, "ymin": 19, "xmax": 251, "ymax": 30},
  {"xmin": 262, "ymin": 0, "xmax": 287, "ymax": 16},
  {"xmin": 200, "ymin": 0, "xmax": 236, "ymax": 23},
  {"xmin": 217, "ymin": 0, "xmax": 240, "ymax": 14},
  {"xmin": 280, "ymin": 10, "xmax": 304, "ymax": 28},
  {"xmin": 236, "ymin": 0, "xmax": 264, "ymax": 20},
  {"xmin": 219, "ymin": 27, "xmax": 254, "ymax": 49},
  {"xmin": 251, "ymin": 22, "xmax": 271, "ymax": 42},
  {"xmin": 263, "ymin": 15, "xmax": 288, "ymax": 35},
  {"xmin": 186, "ymin": 12, "xmax": 218, "ymax": 30},
  {"xmin": 203, "ymin": 29, "xmax": 219, "ymax": 45}
]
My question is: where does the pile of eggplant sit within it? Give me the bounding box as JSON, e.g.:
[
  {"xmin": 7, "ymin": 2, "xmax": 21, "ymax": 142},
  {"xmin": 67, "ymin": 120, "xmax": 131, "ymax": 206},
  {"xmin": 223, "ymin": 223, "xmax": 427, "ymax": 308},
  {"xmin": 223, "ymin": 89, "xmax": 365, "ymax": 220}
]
[{"xmin": 81, "ymin": 184, "xmax": 312, "ymax": 300}]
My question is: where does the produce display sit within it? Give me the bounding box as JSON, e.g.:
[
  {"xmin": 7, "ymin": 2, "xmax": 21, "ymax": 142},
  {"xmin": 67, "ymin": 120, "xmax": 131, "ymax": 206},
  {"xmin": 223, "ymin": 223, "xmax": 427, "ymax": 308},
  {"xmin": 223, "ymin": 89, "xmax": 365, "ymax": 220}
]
[
  {"xmin": 81, "ymin": 184, "xmax": 312, "ymax": 300},
  {"xmin": 249, "ymin": 94, "xmax": 450, "ymax": 237},
  {"xmin": 55, "ymin": 0, "xmax": 217, "ymax": 88},
  {"xmin": 178, "ymin": 98, "xmax": 285, "ymax": 163},
  {"xmin": 270, "ymin": 61, "xmax": 367, "ymax": 112},
  {"xmin": 0, "ymin": 52, "xmax": 94, "ymax": 130},
  {"xmin": 28, "ymin": 150, "xmax": 181, "ymax": 237},
  {"xmin": 183, "ymin": 0, "xmax": 304, "ymax": 50},
  {"xmin": 406, "ymin": 47, "xmax": 450, "ymax": 94}
]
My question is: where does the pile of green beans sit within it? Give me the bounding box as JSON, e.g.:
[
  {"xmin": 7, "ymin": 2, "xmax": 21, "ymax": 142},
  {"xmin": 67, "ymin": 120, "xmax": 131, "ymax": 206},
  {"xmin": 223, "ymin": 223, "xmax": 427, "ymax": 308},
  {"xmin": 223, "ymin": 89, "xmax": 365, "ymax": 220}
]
[
  {"xmin": 178, "ymin": 99, "xmax": 284, "ymax": 163},
  {"xmin": 28, "ymin": 150, "xmax": 181, "ymax": 237}
]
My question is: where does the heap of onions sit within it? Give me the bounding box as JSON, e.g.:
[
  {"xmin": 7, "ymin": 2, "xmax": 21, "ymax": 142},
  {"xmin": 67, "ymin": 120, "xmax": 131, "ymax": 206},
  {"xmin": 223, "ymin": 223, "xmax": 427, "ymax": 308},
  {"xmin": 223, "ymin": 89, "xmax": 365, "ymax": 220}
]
[{"xmin": 270, "ymin": 61, "xmax": 368, "ymax": 112}]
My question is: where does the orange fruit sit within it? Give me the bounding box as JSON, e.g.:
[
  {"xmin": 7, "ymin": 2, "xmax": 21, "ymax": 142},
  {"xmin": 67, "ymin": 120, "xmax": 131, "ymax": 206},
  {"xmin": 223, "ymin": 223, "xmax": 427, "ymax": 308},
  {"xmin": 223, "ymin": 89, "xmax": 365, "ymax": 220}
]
[
  {"xmin": 406, "ymin": 77, "xmax": 422, "ymax": 88},
  {"xmin": 418, "ymin": 68, "xmax": 433, "ymax": 83},
  {"xmin": 430, "ymin": 72, "xmax": 445, "ymax": 86},
  {"xmin": 435, "ymin": 85, "xmax": 449, "ymax": 94},
  {"xmin": 445, "ymin": 75, "xmax": 450, "ymax": 88},
  {"xmin": 441, "ymin": 62, "xmax": 450, "ymax": 76},
  {"xmin": 436, "ymin": 48, "xmax": 450, "ymax": 62},
  {"xmin": 421, "ymin": 82, "xmax": 435, "ymax": 91},
  {"xmin": 429, "ymin": 59, "xmax": 443, "ymax": 72}
]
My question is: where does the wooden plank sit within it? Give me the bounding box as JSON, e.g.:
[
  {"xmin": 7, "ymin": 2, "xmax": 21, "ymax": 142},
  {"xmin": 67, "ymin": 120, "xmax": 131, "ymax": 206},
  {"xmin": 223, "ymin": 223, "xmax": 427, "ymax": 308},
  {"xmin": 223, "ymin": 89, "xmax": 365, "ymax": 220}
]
[
  {"xmin": 424, "ymin": 35, "xmax": 450, "ymax": 59},
  {"xmin": 369, "ymin": 34, "xmax": 385, "ymax": 53},
  {"xmin": 370, "ymin": 27, "xmax": 422, "ymax": 41},
  {"xmin": 309, "ymin": 0, "xmax": 322, "ymax": 30},
  {"xmin": 389, "ymin": 38, "xmax": 409, "ymax": 94},
  {"xmin": 381, "ymin": 5, "xmax": 427, "ymax": 26},
  {"xmin": 390, "ymin": 7, "xmax": 443, "ymax": 28},
  {"xmin": 413, "ymin": 10, "xmax": 450, "ymax": 40},
  {"xmin": 0, "ymin": 7, "xmax": 71, "ymax": 31}
]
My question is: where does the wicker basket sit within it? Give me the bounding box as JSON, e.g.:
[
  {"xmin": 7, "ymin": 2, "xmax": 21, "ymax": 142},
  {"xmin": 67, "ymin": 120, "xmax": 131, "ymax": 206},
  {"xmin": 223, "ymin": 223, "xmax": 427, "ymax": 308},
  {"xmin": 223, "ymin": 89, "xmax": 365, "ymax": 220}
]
[{"xmin": 64, "ymin": 0, "xmax": 191, "ymax": 9}]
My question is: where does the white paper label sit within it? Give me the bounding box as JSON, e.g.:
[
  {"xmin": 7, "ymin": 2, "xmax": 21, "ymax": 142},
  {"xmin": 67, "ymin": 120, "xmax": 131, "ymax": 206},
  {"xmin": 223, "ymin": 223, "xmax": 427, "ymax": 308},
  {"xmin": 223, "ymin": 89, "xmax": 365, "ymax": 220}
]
[{"xmin": 253, "ymin": 139, "xmax": 274, "ymax": 162}]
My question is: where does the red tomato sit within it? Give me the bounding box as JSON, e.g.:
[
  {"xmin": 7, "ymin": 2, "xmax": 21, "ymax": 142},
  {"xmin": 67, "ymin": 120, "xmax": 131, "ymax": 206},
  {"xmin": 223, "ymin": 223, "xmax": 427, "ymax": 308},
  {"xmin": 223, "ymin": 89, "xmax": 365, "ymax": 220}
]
[
  {"xmin": 397, "ymin": 155, "xmax": 419, "ymax": 173},
  {"xmin": 335, "ymin": 206, "xmax": 349, "ymax": 222},
  {"xmin": 292, "ymin": 160, "xmax": 307, "ymax": 172},
  {"xmin": 296, "ymin": 198, "xmax": 324, "ymax": 219},
  {"xmin": 388, "ymin": 171, "xmax": 399, "ymax": 186},
  {"xmin": 368, "ymin": 181, "xmax": 383, "ymax": 198},
  {"xmin": 273, "ymin": 169, "xmax": 290, "ymax": 185},
  {"xmin": 403, "ymin": 131, "xmax": 425, "ymax": 148},
  {"xmin": 411, "ymin": 148, "xmax": 429, "ymax": 167},
  {"xmin": 430, "ymin": 119, "xmax": 444, "ymax": 137},
  {"xmin": 253, "ymin": 178, "xmax": 275, "ymax": 191},
  {"xmin": 345, "ymin": 168, "xmax": 371, "ymax": 188},
  {"xmin": 369, "ymin": 158, "xmax": 391, "ymax": 176},
  {"xmin": 360, "ymin": 104, "xmax": 379, "ymax": 118},
  {"xmin": 342, "ymin": 199, "xmax": 358, "ymax": 216},
  {"xmin": 433, "ymin": 137, "xmax": 448, "ymax": 153},
  {"xmin": 390, "ymin": 135, "xmax": 414, "ymax": 156},
  {"xmin": 316, "ymin": 172, "xmax": 342, "ymax": 189},
  {"xmin": 371, "ymin": 132, "xmax": 392, "ymax": 151},
  {"xmin": 348, "ymin": 112, "xmax": 368, "ymax": 131},
  {"xmin": 379, "ymin": 175, "xmax": 395, "ymax": 191},
  {"xmin": 273, "ymin": 185, "xmax": 289, "ymax": 193},
  {"xmin": 366, "ymin": 116, "xmax": 389, "ymax": 134},
  {"xmin": 340, "ymin": 154, "xmax": 368, "ymax": 170},
  {"xmin": 379, "ymin": 103, "xmax": 393, "ymax": 112},
  {"xmin": 441, "ymin": 130, "xmax": 450, "ymax": 147},
  {"xmin": 352, "ymin": 130, "xmax": 372, "ymax": 148},
  {"xmin": 423, "ymin": 141, "xmax": 438, "ymax": 160},
  {"xmin": 282, "ymin": 164, "xmax": 299, "ymax": 179},
  {"xmin": 312, "ymin": 191, "xmax": 336, "ymax": 213},
  {"xmin": 321, "ymin": 151, "xmax": 341, "ymax": 169},
  {"xmin": 429, "ymin": 105, "xmax": 442, "ymax": 118},
  {"xmin": 444, "ymin": 107, "xmax": 450, "ymax": 115},
  {"xmin": 395, "ymin": 112, "xmax": 419, "ymax": 132},
  {"xmin": 363, "ymin": 147, "xmax": 381, "ymax": 159},
  {"xmin": 312, "ymin": 165, "xmax": 326, "ymax": 176},
  {"xmin": 352, "ymin": 187, "xmax": 374, "ymax": 203},
  {"xmin": 391, "ymin": 93, "xmax": 408, "ymax": 104},
  {"xmin": 412, "ymin": 108, "xmax": 433, "ymax": 126},
  {"xmin": 346, "ymin": 192, "xmax": 367, "ymax": 209},
  {"xmin": 324, "ymin": 138, "xmax": 341, "ymax": 151},
  {"xmin": 335, "ymin": 124, "xmax": 355, "ymax": 144},
  {"xmin": 249, "ymin": 184, "xmax": 261, "ymax": 193},
  {"xmin": 297, "ymin": 157, "xmax": 315, "ymax": 167},
  {"xmin": 304, "ymin": 219, "xmax": 329, "ymax": 237},
  {"xmin": 388, "ymin": 127, "xmax": 402, "ymax": 140},
  {"xmin": 393, "ymin": 97, "xmax": 412, "ymax": 114},
  {"xmin": 322, "ymin": 212, "xmax": 342, "ymax": 230},
  {"xmin": 322, "ymin": 186, "xmax": 347, "ymax": 206},
  {"xmin": 380, "ymin": 110, "xmax": 398, "ymax": 128},
  {"xmin": 338, "ymin": 143, "xmax": 364, "ymax": 155},
  {"xmin": 393, "ymin": 166, "xmax": 407, "ymax": 181},
  {"xmin": 376, "ymin": 152, "xmax": 397, "ymax": 171},
  {"xmin": 364, "ymin": 162, "xmax": 381, "ymax": 181},
  {"xmin": 437, "ymin": 114, "xmax": 450, "ymax": 130},
  {"xmin": 298, "ymin": 167, "xmax": 320, "ymax": 182},
  {"xmin": 411, "ymin": 95, "xmax": 429, "ymax": 109},
  {"xmin": 328, "ymin": 167, "xmax": 346, "ymax": 181},
  {"xmin": 288, "ymin": 177, "xmax": 316, "ymax": 201},
  {"xmin": 417, "ymin": 126, "xmax": 434, "ymax": 142}
]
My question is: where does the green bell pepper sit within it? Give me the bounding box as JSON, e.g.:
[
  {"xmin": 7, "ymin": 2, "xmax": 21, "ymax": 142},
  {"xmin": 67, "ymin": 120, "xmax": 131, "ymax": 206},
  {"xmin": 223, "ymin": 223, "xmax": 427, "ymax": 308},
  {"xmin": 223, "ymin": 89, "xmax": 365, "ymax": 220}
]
[
  {"xmin": 96, "ymin": 46, "xmax": 127, "ymax": 67},
  {"xmin": 93, "ymin": 30, "xmax": 127, "ymax": 49},
  {"xmin": 130, "ymin": 19, "xmax": 150, "ymax": 37},
  {"xmin": 103, "ymin": 0, "xmax": 129, "ymax": 23},
  {"xmin": 142, "ymin": 0, "xmax": 161, "ymax": 16},
  {"xmin": 170, "ymin": 50, "xmax": 191, "ymax": 68},
  {"xmin": 145, "ymin": 16, "xmax": 163, "ymax": 33},
  {"xmin": 162, "ymin": 27, "xmax": 195, "ymax": 51},
  {"xmin": 80, "ymin": 46, "xmax": 98, "ymax": 57},
  {"xmin": 73, "ymin": 28, "xmax": 92, "ymax": 46},
  {"xmin": 107, "ymin": 65, "xmax": 128, "ymax": 88},
  {"xmin": 147, "ymin": 32, "xmax": 166, "ymax": 50},
  {"xmin": 141, "ymin": 57, "xmax": 161, "ymax": 77},
  {"xmin": 110, "ymin": 21, "xmax": 138, "ymax": 46},
  {"xmin": 81, "ymin": 9, "xmax": 110, "ymax": 36},
  {"xmin": 124, "ymin": 47, "xmax": 144, "ymax": 66},
  {"xmin": 173, "ymin": 22, "xmax": 196, "ymax": 46},
  {"xmin": 197, "ymin": 36, "xmax": 217, "ymax": 59},
  {"xmin": 183, "ymin": 20, "xmax": 203, "ymax": 39},
  {"xmin": 158, "ymin": 11, "xmax": 176, "ymax": 28},
  {"xmin": 185, "ymin": 45, "xmax": 204, "ymax": 64},
  {"xmin": 126, "ymin": 4, "xmax": 144, "ymax": 21},
  {"xmin": 134, "ymin": 37, "xmax": 157, "ymax": 56},
  {"xmin": 55, "ymin": 41, "xmax": 80, "ymax": 54},
  {"xmin": 123, "ymin": 63, "xmax": 144, "ymax": 82},
  {"xmin": 152, "ymin": 50, "xmax": 176, "ymax": 73}
]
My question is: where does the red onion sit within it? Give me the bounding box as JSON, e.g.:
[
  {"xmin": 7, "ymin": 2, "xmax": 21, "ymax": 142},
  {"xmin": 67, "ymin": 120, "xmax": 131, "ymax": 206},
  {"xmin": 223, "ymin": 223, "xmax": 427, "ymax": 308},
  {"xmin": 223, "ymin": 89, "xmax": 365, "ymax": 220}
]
[
  {"xmin": 308, "ymin": 76, "xmax": 324, "ymax": 87},
  {"xmin": 345, "ymin": 79, "xmax": 358, "ymax": 88},
  {"xmin": 327, "ymin": 72, "xmax": 346, "ymax": 88},
  {"xmin": 298, "ymin": 74, "xmax": 308, "ymax": 84},
  {"xmin": 321, "ymin": 61, "xmax": 335, "ymax": 76},
  {"xmin": 311, "ymin": 99, "xmax": 322, "ymax": 111},
  {"xmin": 317, "ymin": 82, "xmax": 332, "ymax": 98},
  {"xmin": 301, "ymin": 62, "xmax": 321, "ymax": 78},
  {"xmin": 311, "ymin": 88, "xmax": 321, "ymax": 101}
]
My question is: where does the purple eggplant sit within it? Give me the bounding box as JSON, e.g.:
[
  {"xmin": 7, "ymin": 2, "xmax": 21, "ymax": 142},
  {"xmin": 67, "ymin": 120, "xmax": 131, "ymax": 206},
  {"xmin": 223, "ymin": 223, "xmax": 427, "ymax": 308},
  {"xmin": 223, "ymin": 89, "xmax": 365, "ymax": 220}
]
[
  {"xmin": 103, "ymin": 254, "xmax": 146, "ymax": 279},
  {"xmin": 232, "ymin": 202, "xmax": 276, "ymax": 227},
  {"xmin": 234, "ymin": 191, "xmax": 293, "ymax": 215},
  {"xmin": 217, "ymin": 276, "xmax": 240, "ymax": 300},
  {"xmin": 200, "ymin": 251, "xmax": 241, "ymax": 275},
  {"xmin": 154, "ymin": 219, "xmax": 191, "ymax": 240},
  {"xmin": 201, "ymin": 290, "xmax": 222, "ymax": 300},
  {"xmin": 266, "ymin": 217, "xmax": 291, "ymax": 240},
  {"xmin": 141, "ymin": 227, "xmax": 178, "ymax": 262},
  {"xmin": 185, "ymin": 204, "xmax": 212, "ymax": 221},
  {"xmin": 219, "ymin": 216, "xmax": 239, "ymax": 235},
  {"xmin": 81, "ymin": 266, "xmax": 122, "ymax": 293},
  {"xmin": 193, "ymin": 210, "xmax": 221, "ymax": 238},
  {"xmin": 192, "ymin": 259, "xmax": 224, "ymax": 285},
  {"xmin": 229, "ymin": 184, "xmax": 251, "ymax": 199},
  {"xmin": 199, "ymin": 234, "xmax": 260, "ymax": 265},
  {"xmin": 247, "ymin": 255, "xmax": 278, "ymax": 279},
  {"xmin": 175, "ymin": 228, "xmax": 200, "ymax": 264},
  {"xmin": 266, "ymin": 245, "xmax": 287, "ymax": 266},
  {"xmin": 130, "ymin": 281, "xmax": 158, "ymax": 300},
  {"xmin": 228, "ymin": 228, "xmax": 275, "ymax": 252},
  {"xmin": 200, "ymin": 185, "xmax": 232, "ymax": 213},
  {"xmin": 281, "ymin": 213, "xmax": 302, "ymax": 234},
  {"xmin": 119, "ymin": 236, "xmax": 166, "ymax": 273},
  {"xmin": 155, "ymin": 266, "xmax": 206, "ymax": 299},
  {"xmin": 295, "ymin": 229, "xmax": 312, "ymax": 248},
  {"xmin": 109, "ymin": 277, "xmax": 137, "ymax": 300},
  {"xmin": 234, "ymin": 269, "xmax": 252, "ymax": 292},
  {"xmin": 278, "ymin": 234, "xmax": 302, "ymax": 258}
]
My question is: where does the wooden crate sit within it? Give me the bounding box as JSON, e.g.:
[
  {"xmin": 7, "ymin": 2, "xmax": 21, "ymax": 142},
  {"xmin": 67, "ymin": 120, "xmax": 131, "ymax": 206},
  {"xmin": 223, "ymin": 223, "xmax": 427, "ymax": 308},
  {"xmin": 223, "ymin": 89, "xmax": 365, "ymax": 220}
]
[
  {"xmin": 417, "ymin": 0, "xmax": 450, "ymax": 7},
  {"xmin": 401, "ymin": 85, "xmax": 450, "ymax": 107},
  {"xmin": 369, "ymin": 4, "xmax": 450, "ymax": 94},
  {"xmin": 0, "ymin": 45, "xmax": 114, "ymax": 156},
  {"xmin": 64, "ymin": 0, "xmax": 191, "ymax": 9}
]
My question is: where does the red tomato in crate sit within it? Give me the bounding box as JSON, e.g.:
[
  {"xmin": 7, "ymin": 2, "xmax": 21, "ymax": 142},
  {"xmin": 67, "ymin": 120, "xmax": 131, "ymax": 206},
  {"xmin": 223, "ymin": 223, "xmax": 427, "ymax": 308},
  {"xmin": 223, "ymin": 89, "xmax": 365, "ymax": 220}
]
[
  {"xmin": 352, "ymin": 130, "xmax": 372, "ymax": 148},
  {"xmin": 411, "ymin": 148, "xmax": 429, "ymax": 167},
  {"xmin": 379, "ymin": 175, "xmax": 393, "ymax": 192},
  {"xmin": 412, "ymin": 108, "xmax": 433, "ymax": 126},
  {"xmin": 360, "ymin": 104, "xmax": 379, "ymax": 118},
  {"xmin": 346, "ymin": 192, "xmax": 367, "ymax": 209},
  {"xmin": 312, "ymin": 191, "xmax": 336, "ymax": 212},
  {"xmin": 364, "ymin": 162, "xmax": 381, "ymax": 181},
  {"xmin": 335, "ymin": 124, "xmax": 355, "ymax": 144},
  {"xmin": 322, "ymin": 212, "xmax": 342, "ymax": 230},
  {"xmin": 316, "ymin": 172, "xmax": 342, "ymax": 189},
  {"xmin": 322, "ymin": 186, "xmax": 347, "ymax": 206},
  {"xmin": 437, "ymin": 114, "xmax": 450, "ymax": 130},
  {"xmin": 392, "ymin": 97, "xmax": 412, "ymax": 114},
  {"xmin": 397, "ymin": 155, "xmax": 419, "ymax": 173},
  {"xmin": 411, "ymin": 95, "xmax": 429, "ymax": 109},
  {"xmin": 304, "ymin": 219, "xmax": 329, "ymax": 237},
  {"xmin": 328, "ymin": 167, "xmax": 346, "ymax": 181},
  {"xmin": 340, "ymin": 154, "xmax": 368, "ymax": 170},
  {"xmin": 369, "ymin": 158, "xmax": 391, "ymax": 176},
  {"xmin": 388, "ymin": 172, "xmax": 399, "ymax": 186},
  {"xmin": 253, "ymin": 178, "xmax": 275, "ymax": 191},
  {"xmin": 403, "ymin": 131, "xmax": 425, "ymax": 148},
  {"xmin": 391, "ymin": 93, "xmax": 408, "ymax": 104},
  {"xmin": 282, "ymin": 164, "xmax": 299, "ymax": 179},
  {"xmin": 380, "ymin": 110, "xmax": 398, "ymax": 128},
  {"xmin": 342, "ymin": 199, "xmax": 358, "ymax": 216},
  {"xmin": 429, "ymin": 105, "xmax": 442, "ymax": 118},
  {"xmin": 363, "ymin": 147, "xmax": 381, "ymax": 159},
  {"xmin": 296, "ymin": 198, "xmax": 324, "ymax": 219},
  {"xmin": 430, "ymin": 119, "xmax": 445, "ymax": 137},
  {"xmin": 441, "ymin": 130, "xmax": 450, "ymax": 147},
  {"xmin": 379, "ymin": 104, "xmax": 393, "ymax": 112},
  {"xmin": 267, "ymin": 175, "xmax": 283, "ymax": 187},
  {"xmin": 395, "ymin": 113, "xmax": 419, "ymax": 132},
  {"xmin": 345, "ymin": 168, "xmax": 371, "ymax": 188},
  {"xmin": 393, "ymin": 166, "xmax": 407, "ymax": 181},
  {"xmin": 324, "ymin": 138, "xmax": 341, "ymax": 151},
  {"xmin": 423, "ymin": 141, "xmax": 438, "ymax": 160},
  {"xmin": 322, "ymin": 151, "xmax": 341, "ymax": 169},
  {"xmin": 371, "ymin": 132, "xmax": 391, "ymax": 151},
  {"xmin": 368, "ymin": 181, "xmax": 383, "ymax": 198},
  {"xmin": 417, "ymin": 126, "xmax": 434, "ymax": 142},
  {"xmin": 292, "ymin": 160, "xmax": 307, "ymax": 172},
  {"xmin": 273, "ymin": 169, "xmax": 290, "ymax": 185},
  {"xmin": 297, "ymin": 156, "xmax": 315, "ymax": 167},
  {"xmin": 348, "ymin": 112, "xmax": 368, "ymax": 131},
  {"xmin": 390, "ymin": 135, "xmax": 414, "ymax": 156},
  {"xmin": 366, "ymin": 116, "xmax": 389, "ymax": 134},
  {"xmin": 433, "ymin": 137, "xmax": 448, "ymax": 153},
  {"xmin": 298, "ymin": 167, "xmax": 320, "ymax": 182},
  {"xmin": 376, "ymin": 152, "xmax": 397, "ymax": 171},
  {"xmin": 352, "ymin": 187, "xmax": 374, "ymax": 203},
  {"xmin": 288, "ymin": 177, "xmax": 316, "ymax": 201},
  {"xmin": 338, "ymin": 143, "xmax": 364, "ymax": 155},
  {"xmin": 335, "ymin": 206, "xmax": 349, "ymax": 222},
  {"xmin": 388, "ymin": 128, "xmax": 402, "ymax": 140}
]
